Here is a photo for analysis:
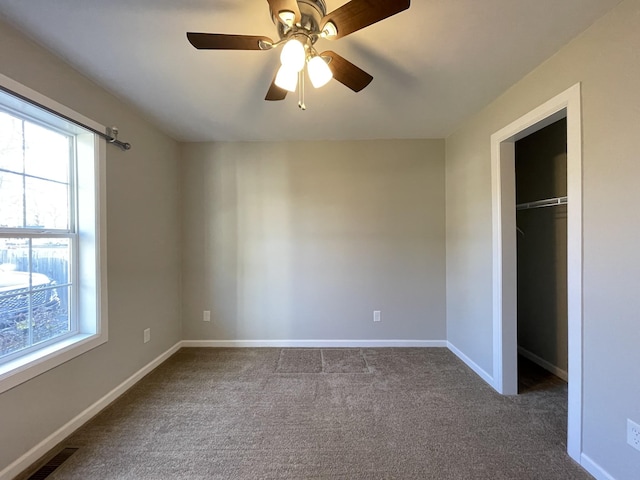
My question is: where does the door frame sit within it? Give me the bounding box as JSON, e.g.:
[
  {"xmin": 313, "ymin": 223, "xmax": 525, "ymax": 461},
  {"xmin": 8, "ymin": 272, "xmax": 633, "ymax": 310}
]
[{"xmin": 490, "ymin": 83, "xmax": 583, "ymax": 461}]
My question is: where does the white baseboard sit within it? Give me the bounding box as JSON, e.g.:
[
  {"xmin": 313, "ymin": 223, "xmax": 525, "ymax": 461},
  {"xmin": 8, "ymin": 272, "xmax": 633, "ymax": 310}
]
[
  {"xmin": 447, "ymin": 341, "xmax": 495, "ymax": 386},
  {"xmin": 518, "ymin": 346, "xmax": 568, "ymax": 381},
  {"xmin": 0, "ymin": 342, "xmax": 182, "ymax": 480},
  {"xmin": 182, "ymin": 339, "xmax": 448, "ymax": 348},
  {"xmin": 581, "ymin": 453, "xmax": 616, "ymax": 480}
]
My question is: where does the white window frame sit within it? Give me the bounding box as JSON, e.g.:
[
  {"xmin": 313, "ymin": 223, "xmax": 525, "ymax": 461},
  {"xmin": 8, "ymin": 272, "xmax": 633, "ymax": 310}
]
[{"xmin": 0, "ymin": 73, "xmax": 108, "ymax": 394}]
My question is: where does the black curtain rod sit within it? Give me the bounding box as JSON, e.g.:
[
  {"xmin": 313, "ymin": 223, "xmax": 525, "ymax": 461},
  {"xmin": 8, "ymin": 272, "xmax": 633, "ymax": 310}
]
[{"xmin": 0, "ymin": 85, "xmax": 131, "ymax": 151}]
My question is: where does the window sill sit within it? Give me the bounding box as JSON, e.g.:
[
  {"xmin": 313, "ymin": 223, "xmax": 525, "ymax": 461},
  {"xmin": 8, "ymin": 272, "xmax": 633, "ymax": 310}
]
[{"xmin": 0, "ymin": 332, "xmax": 107, "ymax": 394}]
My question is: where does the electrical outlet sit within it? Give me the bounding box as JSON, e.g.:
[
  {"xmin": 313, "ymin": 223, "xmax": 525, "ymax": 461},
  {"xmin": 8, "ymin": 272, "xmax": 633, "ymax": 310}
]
[
  {"xmin": 628, "ymin": 419, "xmax": 640, "ymax": 451},
  {"xmin": 203, "ymin": 310, "xmax": 211, "ymax": 322},
  {"xmin": 143, "ymin": 328, "xmax": 151, "ymax": 344},
  {"xmin": 373, "ymin": 310, "xmax": 381, "ymax": 322}
]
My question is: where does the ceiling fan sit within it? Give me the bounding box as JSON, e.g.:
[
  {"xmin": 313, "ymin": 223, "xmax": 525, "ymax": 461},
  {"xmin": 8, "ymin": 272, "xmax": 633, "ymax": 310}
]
[{"xmin": 187, "ymin": 0, "xmax": 410, "ymax": 109}]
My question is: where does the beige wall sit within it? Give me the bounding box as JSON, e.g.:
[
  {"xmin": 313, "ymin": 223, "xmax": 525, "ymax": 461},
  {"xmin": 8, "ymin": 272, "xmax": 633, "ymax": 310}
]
[
  {"xmin": 446, "ymin": 0, "xmax": 640, "ymax": 477},
  {"xmin": 0, "ymin": 20, "xmax": 182, "ymax": 473},
  {"xmin": 181, "ymin": 140, "xmax": 446, "ymax": 342}
]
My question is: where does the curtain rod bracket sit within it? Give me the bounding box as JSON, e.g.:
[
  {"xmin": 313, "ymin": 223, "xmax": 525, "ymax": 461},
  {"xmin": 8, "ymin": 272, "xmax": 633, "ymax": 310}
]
[
  {"xmin": 106, "ymin": 126, "xmax": 131, "ymax": 151},
  {"xmin": 106, "ymin": 126, "xmax": 118, "ymax": 143}
]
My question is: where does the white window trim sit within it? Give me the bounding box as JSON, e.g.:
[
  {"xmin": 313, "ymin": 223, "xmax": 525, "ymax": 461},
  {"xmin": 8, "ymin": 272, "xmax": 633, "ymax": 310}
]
[{"xmin": 0, "ymin": 73, "xmax": 108, "ymax": 394}]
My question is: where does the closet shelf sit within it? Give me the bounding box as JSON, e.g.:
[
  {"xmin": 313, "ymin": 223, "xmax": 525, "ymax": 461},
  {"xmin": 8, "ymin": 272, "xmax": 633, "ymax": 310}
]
[{"xmin": 516, "ymin": 196, "xmax": 567, "ymax": 211}]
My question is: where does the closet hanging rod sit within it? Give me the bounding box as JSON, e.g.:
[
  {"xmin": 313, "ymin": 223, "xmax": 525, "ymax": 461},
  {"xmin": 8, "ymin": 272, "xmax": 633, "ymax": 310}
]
[{"xmin": 516, "ymin": 196, "xmax": 567, "ymax": 211}]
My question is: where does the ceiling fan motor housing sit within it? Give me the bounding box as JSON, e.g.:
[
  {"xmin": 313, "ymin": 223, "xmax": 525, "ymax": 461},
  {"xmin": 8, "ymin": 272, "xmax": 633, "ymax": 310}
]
[{"xmin": 272, "ymin": 0, "xmax": 327, "ymax": 43}]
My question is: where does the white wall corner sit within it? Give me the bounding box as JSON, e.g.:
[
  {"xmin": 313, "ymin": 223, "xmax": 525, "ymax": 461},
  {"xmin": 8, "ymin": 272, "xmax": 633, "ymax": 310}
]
[
  {"xmin": 447, "ymin": 342, "xmax": 495, "ymax": 387},
  {"xmin": 580, "ymin": 453, "xmax": 617, "ymax": 480}
]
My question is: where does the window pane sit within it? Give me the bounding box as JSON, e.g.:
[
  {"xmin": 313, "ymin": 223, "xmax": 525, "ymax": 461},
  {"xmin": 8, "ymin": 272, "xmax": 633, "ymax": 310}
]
[
  {"xmin": 32, "ymin": 238, "xmax": 71, "ymax": 286},
  {"xmin": 31, "ymin": 238, "xmax": 71, "ymax": 330},
  {"xmin": 0, "ymin": 111, "xmax": 24, "ymax": 174},
  {"xmin": 25, "ymin": 177, "xmax": 69, "ymax": 229},
  {"xmin": 24, "ymin": 121, "xmax": 70, "ymax": 183},
  {"xmin": 0, "ymin": 240, "xmax": 31, "ymax": 351},
  {"xmin": 0, "ymin": 251, "xmax": 31, "ymax": 357},
  {"xmin": 0, "ymin": 291, "xmax": 29, "ymax": 357},
  {"xmin": 0, "ymin": 238, "xmax": 71, "ymax": 357},
  {"xmin": 33, "ymin": 285, "xmax": 69, "ymax": 345},
  {"xmin": 0, "ymin": 238, "xmax": 29, "ymax": 272},
  {"xmin": 0, "ymin": 171, "xmax": 24, "ymax": 228}
]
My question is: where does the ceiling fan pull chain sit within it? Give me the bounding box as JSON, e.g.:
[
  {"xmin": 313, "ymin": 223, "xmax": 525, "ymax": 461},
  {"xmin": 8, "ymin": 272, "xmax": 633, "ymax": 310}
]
[{"xmin": 298, "ymin": 69, "xmax": 306, "ymax": 110}]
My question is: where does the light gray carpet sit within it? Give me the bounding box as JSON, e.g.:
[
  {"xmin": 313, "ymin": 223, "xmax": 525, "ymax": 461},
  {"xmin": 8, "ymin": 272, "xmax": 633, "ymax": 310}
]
[{"xmin": 40, "ymin": 348, "xmax": 591, "ymax": 479}]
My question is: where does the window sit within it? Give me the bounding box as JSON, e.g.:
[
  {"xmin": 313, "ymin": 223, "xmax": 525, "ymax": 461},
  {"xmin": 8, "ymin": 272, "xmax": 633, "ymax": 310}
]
[
  {"xmin": 0, "ymin": 75, "xmax": 107, "ymax": 393},
  {"xmin": 1, "ymin": 113, "xmax": 75, "ymax": 359}
]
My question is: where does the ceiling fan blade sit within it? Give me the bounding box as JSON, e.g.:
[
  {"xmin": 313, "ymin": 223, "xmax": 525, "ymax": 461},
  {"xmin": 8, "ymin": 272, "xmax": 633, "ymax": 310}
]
[
  {"xmin": 321, "ymin": 0, "xmax": 410, "ymax": 40},
  {"xmin": 187, "ymin": 33, "xmax": 273, "ymax": 50},
  {"xmin": 265, "ymin": 75, "xmax": 288, "ymax": 101},
  {"xmin": 266, "ymin": 0, "xmax": 302, "ymax": 25},
  {"xmin": 321, "ymin": 51, "xmax": 373, "ymax": 92}
]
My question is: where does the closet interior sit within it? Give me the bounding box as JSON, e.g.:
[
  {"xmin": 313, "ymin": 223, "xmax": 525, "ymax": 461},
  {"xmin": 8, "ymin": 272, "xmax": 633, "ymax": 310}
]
[{"xmin": 515, "ymin": 117, "xmax": 568, "ymax": 392}]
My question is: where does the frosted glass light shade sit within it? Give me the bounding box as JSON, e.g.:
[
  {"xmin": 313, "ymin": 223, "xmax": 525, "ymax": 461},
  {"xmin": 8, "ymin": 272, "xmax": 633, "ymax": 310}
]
[
  {"xmin": 307, "ymin": 56, "xmax": 333, "ymax": 88},
  {"xmin": 275, "ymin": 65, "xmax": 298, "ymax": 92},
  {"xmin": 280, "ymin": 39, "xmax": 305, "ymax": 72}
]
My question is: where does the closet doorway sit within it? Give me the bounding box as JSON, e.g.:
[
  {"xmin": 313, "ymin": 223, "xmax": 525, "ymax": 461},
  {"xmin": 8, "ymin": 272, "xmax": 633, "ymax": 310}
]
[
  {"xmin": 490, "ymin": 84, "xmax": 583, "ymax": 462},
  {"xmin": 515, "ymin": 119, "xmax": 568, "ymax": 390}
]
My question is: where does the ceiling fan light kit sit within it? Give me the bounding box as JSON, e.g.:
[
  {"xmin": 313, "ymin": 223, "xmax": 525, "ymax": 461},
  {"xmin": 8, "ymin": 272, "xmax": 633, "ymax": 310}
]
[
  {"xmin": 275, "ymin": 65, "xmax": 299, "ymax": 92},
  {"xmin": 278, "ymin": 10, "xmax": 297, "ymax": 27},
  {"xmin": 187, "ymin": 0, "xmax": 410, "ymax": 109},
  {"xmin": 280, "ymin": 37, "xmax": 306, "ymax": 71},
  {"xmin": 307, "ymin": 55, "xmax": 333, "ymax": 88}
]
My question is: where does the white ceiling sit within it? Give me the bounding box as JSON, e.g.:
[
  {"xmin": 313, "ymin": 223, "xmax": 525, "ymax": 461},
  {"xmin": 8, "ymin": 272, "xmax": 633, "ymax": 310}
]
[{"xmin": 0, "ymin": 0, "xmax": 621, "ymax": 142}]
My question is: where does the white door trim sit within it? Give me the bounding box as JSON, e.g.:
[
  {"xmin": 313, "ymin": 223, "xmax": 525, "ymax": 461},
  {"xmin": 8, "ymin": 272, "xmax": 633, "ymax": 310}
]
[{"xmin": 490, "ymin": 83, "xmax": 583, "ymax": 461}]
